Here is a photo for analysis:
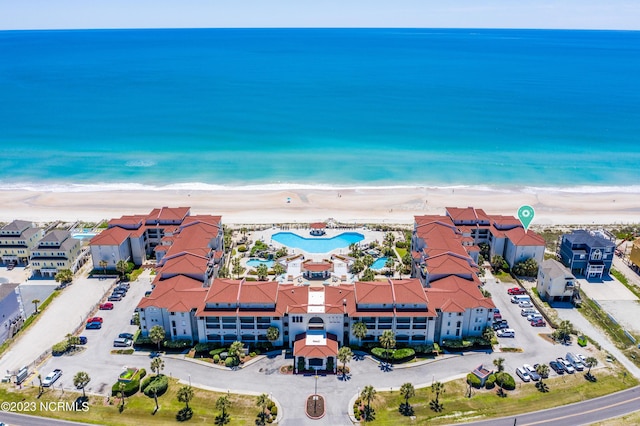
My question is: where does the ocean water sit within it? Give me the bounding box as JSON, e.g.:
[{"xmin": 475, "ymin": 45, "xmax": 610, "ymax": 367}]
[{"xmin": 0, "ymin": 28, "xmax": 639, "ymax": 192}]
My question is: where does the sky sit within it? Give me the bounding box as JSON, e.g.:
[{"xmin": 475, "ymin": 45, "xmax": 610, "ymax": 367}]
[{"xmin": 1, "ymin": 0, "xmax": 639, "ymax": 31}]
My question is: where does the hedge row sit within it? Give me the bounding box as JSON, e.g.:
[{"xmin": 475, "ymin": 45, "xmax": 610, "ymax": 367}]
[
  {"xmin": 485, "ymin": 373, "xmax": 497, "ymax": 389},
  {"xmin": 496, "ymin": 372, "xmax": 516, "ymax": 390},
  {"xmin": 141, "ymin": 374, "xmax": 169, "ymax": 397},
  {"xmin": 371, "ymin": 347, "xmax": 415, "ymax": 362},
  {"xmin": 111, "ymin": 369, "xmax": 146, "ymax": 397},
  {"xmin": 52, "ymin": 340, "xmax": 70, "ymax": 356},
  {"xmin": 467, "ymin": 373, "xmax": 482, "ymax": 389}
]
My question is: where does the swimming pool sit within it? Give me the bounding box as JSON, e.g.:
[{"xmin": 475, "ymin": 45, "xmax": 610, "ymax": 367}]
[
  {"xmin": 246, "ymin": 259, "xmax": 275, "ymax": 268},
  {"xmin": 71, "ymin": 232, "xmax": 97, "ymax": 240},
  {"xmin": 371, "ymin": 257, "xmax": 389, "ymax": 270},
  {"xmin": 271, "ymin": 232, "xmax": 364, "ymax": 253}
]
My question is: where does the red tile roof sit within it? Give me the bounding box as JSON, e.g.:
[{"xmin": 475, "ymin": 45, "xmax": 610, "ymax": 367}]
[
  {"xmin": 446, "ymin": 207, "xmax": 490, "ymax": 223},
  {"xmin": 293, "ymin": 333, "xmax": 338, "ymax": 358},
  {"xmin": 505, "ymin": 228, "xmax": 545, "ymax": 246},
  {"xmin": 137, "ymin": 275, "xmax": 206, "ymax": 311},
  {"xmin": 426, "ymin": 276, "xmax": 495, "ymax": 311},
  {"xmin": 354, "ymin": 281, "xmax": 393, "ymax": 305},
  {"xmin": 160, "ymin": 253, "xmax": 209, "ymax": 277},
  {"xmin": 89, "ymin": 227, "xmax": 131, "ymax": 246},
  {"xmin": 146, "ymin": 207, "xmax": 191, "ymax": 223},
  {"xmin": 302, "ymin": 261, "xmax": 333, "ymax": 272},
  {"xmin": 310, "ymin": 222, "xmax": 326, "ymax": 229}
]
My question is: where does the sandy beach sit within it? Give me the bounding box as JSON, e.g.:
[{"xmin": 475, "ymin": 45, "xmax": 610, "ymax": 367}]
[{"xmin": 0, "ymin": 186, "xmax": 638, "ymax": 226}]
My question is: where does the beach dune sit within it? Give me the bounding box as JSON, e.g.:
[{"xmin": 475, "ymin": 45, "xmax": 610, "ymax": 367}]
[{"xmin": 1, "ymin": 186, "xmax": 638, "ymax": 226}]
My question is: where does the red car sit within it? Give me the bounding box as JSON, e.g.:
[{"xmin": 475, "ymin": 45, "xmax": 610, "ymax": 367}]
[
  {"xmin": 99, "ymin": 303, "xmax": 114, "ymax": 310},
  {"xmin": 531, "ymin": 319, "xmax": 546, "ymax": 327},
  {"xmin": 507, "ymin": 287, "xmax": 526, "ymax": 295},
  {"xmin": 87, "ymin": 316, "xmax": 103, "ymax": 323}
]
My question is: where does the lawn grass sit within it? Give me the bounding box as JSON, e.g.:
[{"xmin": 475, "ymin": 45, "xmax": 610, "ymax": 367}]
[
  {"xmin": 591, "ymin": 409, "xmax": 640, "ymax": 426},
  {"xmin": 493, "ymin": 271, "xmax": 516, "ymax": 283},
  {"xmin": 366, "ymin": 368, "xmax": 637, "ymax": 425},
  {"xmin": 0, "ymin": 290, "xmax": 61, "ymax": 358},
  {"xmin": 395, "ymin": 247, "xmax": 407, "ymax": 259},
  {"xmin": 0, "ymin": 378, "xmax": 260, "ymax": 425}
]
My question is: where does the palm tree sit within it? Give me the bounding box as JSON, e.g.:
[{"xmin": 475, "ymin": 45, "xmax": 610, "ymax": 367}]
[
  {"xmin": 118, "ymin": 382, "xmax": 126, "ymax": 409},
  {"xmin": 363, "ymin": 255, "xmax": 375, "ymax": 268},
  {"xmin": 150, "ymin": 357, "xmax": 165, "ymax": 376},
  {"xmin": 584, "ymin": 356, "xmax": 598, "ymax": 378},
  {"xmin": 272, "ymin": 263, "xmax": 285, "ymax": 277},
  {"xmin": 149, "ymin": 325, "xmax": 165, "ymax": 351},
  {"xmin": 379, "ymin": 330, "xmax": 396, "ymax": 361},
  {"xmin": 384, "ymin": 258, "xmax": 395, "ymax": 277},
  {"xmin": 362, "ymin": 268, "xmax": 376, "ymax": 281},
  {"xmin": 228, "ymin": 340, "xmax": 245, "ymax": 363},
  {"xmin": 399, "ymin": 382, "xmax": 415, "ymax": 408},
  {"xmin": 535, "ymin": 364, "xmax": 550, "ymax": 392},
  {"xmin": 337, "ymin": 346, "xmax": 353, "ymax": 378},
  {"xmin": 73, "ymin": 371, "xmax": 90, "ymax": 398},
  {"xmin": 99, "ymin": 260, "xmax": 108, "ymax": 274},
  {"xmin": 256, "ymin": 263, "xmax": 269, "ymax": 281},
  {"xmin": 360, "ymin": 385, "xmax": 376, "ymax": 421},
  {"xmin": 116, "ymin": 260, "xmax": 128, "ymax": 279},
  {"xmin": 256, "ymin": 393, "xmax": 269, "ymax": 425},
  {"xmin": 177, "ymin": 385, "xmax": 194, "ymax": 410},
  {"xmin": 482, "ymin": 326, "xmax": 494, "ymax": 343},
  {"xmin": 352, "ymin": 322, "xmax": 368, "ymax": 347},
  {"xmin": 351, "ymin": 259, "xmax": 365, "ymax": 276},
  {"xmin": 266, "ymin": 326, "xmax": 280, "ymax": 343},
  {"xmin": 493, "ymin": 357, "xmax": 506, "ymax": 395},
  {"xmin": 231, "ymin": 257, "xmax": 244, "ymax": 279},
  {"xmin": 215, "ymin": 394, "xmax": 231, "ymax": 425},
  {"xmin": 32, "ymin": 299, "xmax": 41, "ymax": 314},
  {"xmin": 430, "ymin": 381, "xmax": 445, "ymax": 412},
  {"xmin": 55, "ymin": 269, "xmax": 73, "ymax": 284}
]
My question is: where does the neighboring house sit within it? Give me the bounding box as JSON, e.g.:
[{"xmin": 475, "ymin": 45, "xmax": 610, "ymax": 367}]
[
  {"xmin": 537, "ymin": 259, "xmax": 579, "ymax": 303},
  {"xmin": 0, "ymin": 283, "xmax": 22, "ymax": 345},
  {"xmin": 0, "ymin": 220, "xmax": 44, "ymax": 266},
  {"xmin": 559, "ymin": 230, "xmax": 615, "ymax": 280},
  {"xmin": 629, "ymin": 239, "xmax": 640, "ymax": 273},
  {"xmin": 30, "ymin": 230, "xmax": 84, "ymax": 277}
]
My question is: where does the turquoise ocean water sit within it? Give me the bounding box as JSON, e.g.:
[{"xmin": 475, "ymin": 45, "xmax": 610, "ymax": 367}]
[{"xmin": 0, "ymin": 28, "xmax": 639, "ymax": 192}]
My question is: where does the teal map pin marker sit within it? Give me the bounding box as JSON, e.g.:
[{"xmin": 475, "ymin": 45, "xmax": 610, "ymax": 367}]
[{"xmin": 517, "ymin": 205, "xmax": 535, "ymax": 232}]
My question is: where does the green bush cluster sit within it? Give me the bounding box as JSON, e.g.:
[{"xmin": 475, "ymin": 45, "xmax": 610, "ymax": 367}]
[
  {"xmin": 466, "ymin": 373, "xmax": 482, "ymax": 389},
  {"xmin": 395, "ymin": 241, "xmax": 407, "ymax": 249},
  {"xmin": 370, "ymin": 347, "xmax": 415, "ymax": 362},
  {"xmin": 214, "ymin": 354, "xmax": 221, "ymax": 363},
  {"xmin": 141, "ymin": 375, "xmax": 169, "ymax": 397},
  {"xmin": 209, "ymin": 347, "xmax": 227, "ymax": 357},
  {"xmin": 411, "ymin": 344, "xmax": 435, "ymax": 354},
  {"xmin": 163, "ymin": 339, "xmax": 192, "ymax": 349},
  {"xmin": 496, "ymin": 372, "xmax": 516, "ymax": 390},
  {"xmin": 52, "ymin": 340, "xmax": 69, "ymax": 355},
  {"xmin": 237, "ymin": 245, "xmax": 247, "ymax": 252},
  {"xmin": 225, "ymin": 356, "xmax": 239, "ymax": 367},
  {"xmin": 485, "ymin": 373, "xmax": 496, "ymax": 389},
  {"xmin": 194, "ymin": 342, "xmax": 219, "ymax": 354},
  {"xmin": 111, "ymin": 369, "xmax": 146, "ymax": 397}
]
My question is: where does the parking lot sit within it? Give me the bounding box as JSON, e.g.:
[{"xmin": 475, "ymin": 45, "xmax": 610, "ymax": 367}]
[
  {"xmin": 33, "ymin": 270, "xmax": 153, "ymax": 395},
  {"xmin": 482, "ymin": 274, "xmax": 602, "ymax": 383}
]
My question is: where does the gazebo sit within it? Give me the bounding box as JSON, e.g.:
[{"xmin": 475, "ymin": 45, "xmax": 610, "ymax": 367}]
[{"xmin": 309, "ymin": 222, "xmax": 327, "ymax": 236}]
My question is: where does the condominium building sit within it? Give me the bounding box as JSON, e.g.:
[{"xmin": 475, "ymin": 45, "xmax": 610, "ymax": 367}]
[
  {"xmin": 0, "ymin": 220, "xmax": 44, "ymax": 266},
  {"xmin": 30, "ymin": 230, "xmax": 84, "ymax": 277}
]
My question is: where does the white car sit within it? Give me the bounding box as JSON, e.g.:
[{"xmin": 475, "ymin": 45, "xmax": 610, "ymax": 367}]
[
  {"xmin": 557, "ymin": 357, "xmax": 575, "ymax": 374},
  {"xmin": 518, "ymin": 301, "xmax": 534, "ymax": 308},
  {"xmin": 516, "ymin": 367, "xmax": 531, "ymax": 382},
  {"xmin": 42, "ymin": 369, "xmax": 62, "ymax": 387},
  {"xmin": 527, "ymin": 313, "xmax": 543, "ymax": 322},
  {"xmin": 523, "ymin": 364, "xmax": 541, "ymax": 381},
  {"xmin": 577, "ymin": 353, "xmax": 587, "ymax": 363},
  {"xmin": 496, "ymin": 328, "xmax": 515, "ymax": 338}
]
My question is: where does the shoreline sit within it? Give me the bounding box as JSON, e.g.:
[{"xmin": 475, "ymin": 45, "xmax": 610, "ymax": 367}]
[{"xmin": 1, "ymin": 186, "xmax": 639, "ymax": 226}]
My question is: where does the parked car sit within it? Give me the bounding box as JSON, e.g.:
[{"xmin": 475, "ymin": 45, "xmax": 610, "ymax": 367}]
[
  {"xmin": 549, "ymin": 360, "xmax": 565, "ymax": 374},
  {"xmin": 530, "ymin": 318, "xmax": 546, "ymax": 327},
  {"xmin": 78, "ymin": 336, "xmax": 88, "ymax": 344},
  {"xmin": 99, "ymin": 302, "xmax": 114, "ymax": 310},
  {"xmin": 118, "ymin": 333, "xmax": 134, "ymax": 340},
  {"xmin": 508, "ymin": 287, "xmax": 527, "ymax": 295},
  {"xmin": 557, "ymin": 357, "xmax": 575, "ymax": 374},
  {"xmin": 566, "ymin": 352, "xmax": 585, "ymax": 371},
  {"xmin": 533, "ymin": 363, "xmax": 549, "ymax": 378},
  {"xmin": 493, "ymin": 321, "xmax": 509, "ymax": 330},
  {"xmin": 523, "ymin": 364, "xmax": 541, "ymax": 381},
  {"xmin": 511, "ymin": 295, "xmax": 531, "ymax": 304},
  {"xmin": 493, "ymin": 312, "xmax": 503, "ymax": 320},
  {"xmin": 85, "ymin": 322, "xmax": 102, "ymax": 329},
  {"xmin": 526, "ymin": 313, "xmax": 543, "ymax": 322},
  {"xmin": 42, "ymin": 369, "xmax": 62, "ymax": 387},
  {"xmin": 518, "ymin": 301, "xmax": 534, "ymax": 308},
  {"xmin": 86, "ymin": 317, "xmax": 103, "ymax": 324},
  {"xmin": 496, "ymin": 328, "xmax": 515, "ymax": 338},
  {"xmin": 521, "ymin": 308, "xmax": 539, "ymax": 317},
  {"xmin": 113, "ymin": 338, "xmax": 133, "ymax": 347},
  {"xmin": 516, "ymin": 367, "xmax": 531, "ymax": 382},
  {"xmin": 113, "ymin": 288, "xmax": 127, "ymax": 295},
  {"xmin": 116, "ymin": 282, "xmax": 130, "ymax": 290},
  {"xmin": 577, "ymin": 354, "xmax": 587, "ymax": 363},
  {"xmin": 108, "ymin": 293, "xmax": 123, "ymax": 302}
]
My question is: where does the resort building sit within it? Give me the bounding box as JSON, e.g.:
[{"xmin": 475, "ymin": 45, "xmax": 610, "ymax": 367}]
[
  {"xmin": 136, "ymin": 206, "xmax": 499, "ymax": 372},
  {"xmin": 629, "ymin": 239, "xmax": 640, "ymax": 274},
  {"xmin": 0, "ymin": 220, "xmax": 44, "ymax": 266},
  {"xmin": 29, "ymin": 230, "xmax": 85, "ymax": 277},
  {"xmin": 559, "ymin": 230, "xmax": 615, "ymax": 280},
  {"xmin": 536, "ymin": 259, "xmax": 579, "ymax": 303},
  {"xmin": 89, "ymin": 207, "xmax": 211, "ymax": 269}
]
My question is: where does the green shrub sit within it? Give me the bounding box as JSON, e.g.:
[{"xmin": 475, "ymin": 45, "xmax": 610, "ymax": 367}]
[
  {"xmin": 143, "ymin": 375, "xmax": 169, "ymax": 397},
  {"xmin": 250, "ymin": 351, "xmax": 256, "ymax": 357},
  {"xmin": 467, "ymin": 373, "xmax": 482, "ymax": 389},
  {"xmin": 395, "ymin": 241, "xmax": 407, "ymax": 249},
  {"xmin": 412, "ymin": 344, "xmax": 435, "ymax": 355},
  {"xmin": 213, "ymin": 354, "xmax": 220, "ymax": 363},
  {"xmin": 140, "ymin": 376, "xmax": 152, "ymax": 393},
  {"xmin": 496, "ymin": 372, "xmax": 516, "ymax": 390},
  {"xmin": 195, "ymin": 342, "xmax": 219, "ymax": 354},
  {"xmin": 111, "ymin": 368, "xmax": 145, "ymax": 397},
  {"xmin": 225, "ymin": 356, "xmax": 237, "ymax": 367},
  {"xmin": 237, "ymin": 245, "xmax": 247, "ymax": 252},
  {"xmin": 52, "ymin": 340, "xmax": 69, "ymax": 355},
  {"xmin": 270, "ymin": 404, "xmax": 277, "ymax": 416},
  {"xmin": 485, "ymin": 373, "xmax": 496, "ymax": 389},
  {"xmin": 245, "ymin": 277, "xmax": 258, "ymax": 281},
  {"xmin": 370, "ymin": 347, "xmax": 415, "ymax": 362},
  {"xmin": 163, "ymin": 339, "xmax": 192, "ymax": 350},
  {"xmin": 209, "ymin": 347, "xmax": 227, "ymax": 357},
  {"xmin": 139, "ymin": 368, "xmax": 146, "ymax": 379}
]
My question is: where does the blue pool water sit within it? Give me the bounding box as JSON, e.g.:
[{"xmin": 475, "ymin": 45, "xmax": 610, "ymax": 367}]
[
  {"xmin": 72, "ymin": 232, "xmax": 97, "ymax": 239},
  {"xmin": 370, "ymin": 257, "xmax": 389, "ymax": 270},
  {"xmin": 246, "ymin": 259, "xmax": 274, "ymax": 268},
  {"xmin": 272, "ymin": 232, "xmax": 364, "ymax": 253}
]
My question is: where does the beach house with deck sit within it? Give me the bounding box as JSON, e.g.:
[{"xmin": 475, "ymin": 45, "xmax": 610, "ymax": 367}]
[
  {"xmin": 0, "ymin": 220, "xmax": 44, "ymax": 266},
  {"xmin": 559, "ymin": 230, "xmax": 615, "ymax": 280}
]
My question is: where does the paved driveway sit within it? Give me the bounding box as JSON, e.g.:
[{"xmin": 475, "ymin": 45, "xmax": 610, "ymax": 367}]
[
  {"xmin": 0, "ymin": 275, "xmax": 115, "ymax": 375},
  {"xmin": 35, "ymin": 271, "xmax": 152, "ymax": 395}
]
